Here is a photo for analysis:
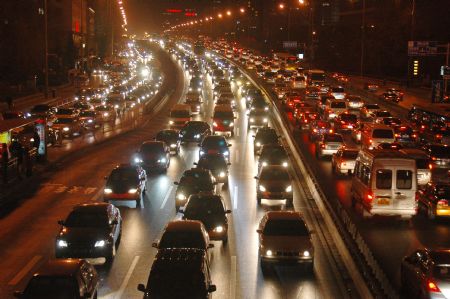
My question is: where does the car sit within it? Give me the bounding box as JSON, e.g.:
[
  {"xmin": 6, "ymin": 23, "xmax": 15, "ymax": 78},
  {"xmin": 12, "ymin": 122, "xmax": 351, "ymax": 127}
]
[
  {"xmin": 249, "ymin": 95, "xmax": 269, "ymax": 112},
  {"xmin": 189, "ymin": 77, "xmax": 203, "ymax": 92},
  {"xmin": 78, "ymin": 110, "xmax": 102, "ymax": 130},
  {"xmin": 400, "ymin": 148, "xmax": 431, "ymax": 186},
  {"xmin": 104, "ymin": 164, "xmax": 147, "ymax": 206},
  {"xmin": 424, "ymin": 144, "xmax": 450, "ymax": 169},
  {"xmin": 257, "ymin": 144, "xmax": 289, "ymax": 172},
  {"xmin": 376, "ymin": 116, "xmax": 402, "ymax": 127},
  {"xmin": 55, "ymin": 203, "xmax": 122, "ymax": 262},
  {"xmin": 401, "ymin": 249, "xmax": 450, "ymax": 298},
  {"xmin": 297, "ymin": 111, "xmax": 319, "ymax": 130},
  {"xmin": 13, "ymin": 259, "xmax": 99, "ymax": 299},
  {"xmin": 94, "ymin": 105, "xmax": 116, "ymax": 122},
  {"xmin": 247, "ymin": 109, "xmax": 269, "ymax": 129},
  {"xmin": 212, "ymin": 105, "xmax": 235, "ymax": 136},
  {"xmin": 380, "ymin": 91, "xmax": 401, "ymax": 103},
  {"xmin": 325, "ymin": 99, "xmax": 348, "ymax": 120},
  {"xmin": 180, "ymin": 193, "xmax": 231, "ymax": 242},
  {"xmin": 309, "ymin": 120, "xmax": 333, "ymax": 141},
  {"xmin": 416, "ymin": 182, "xmax": 450, "ymax": 220},
  {"xmin": 255, "ymin": 165, "xmax": 293, "ymax": 205},
  {"xmin": 174, "ymin": 168, "xmax": 217, "ymax": 210},
  {"xmin": 331, "ymin": 148, "xmax": 359, "ymax": 175},
  {"xmin": 134, "ymin": 141, "xmax": 170, "ymax": 172},
  {"xmin": 257, "ymin": 211, "xmax": 314, "ymax": 272},
  {"xmin": 243, "ymin": 88, "xmax": 263, "ymax": 108},
  {"xmin": 305, "ymin": 86, "xmax": 320, "ymax": 100},
  {"xmin": 184, "ymin": 92, "xmax": 203, "ymax": 114},
  {"xmin": 386, "ymin": 88, "xmax": 404, "ymax": 100},
  {"xmin": 292, "ymin": 101, "xmax": 312, "ymax": 120},
  {"xmin": 334, "ymin": 112, "xmax": 359, "ymax": 132},
  {"xmin": 285, "ymin": 93, "xmax": 303, "ymax": 112},
  {"xmin": 376, "ymin": 142, "xmax": 403, "ymax": 150},
  {"xmin": 253, "ymin": 127, "xmax": 279, "ymax": 155},
  {"xmin": 346, "ymin": 95, "xmax": 364, "ymax": 109},
  {"xmin": 54, "ymin": 107, "xmax": 79, "ymax": 119},
  {"xmin": 137, "ymin": 248, "xmax": 216, "ymax": 299},
  {"xmin": 179, "ymin": 121, "xmax": 211, "ymax": 143},
  {"xmin": 51, "ymin": 117, "xmax": 83, "ymax": 138},
  {"xmin": 153, "ymin": 220, "xmax": 213, "ymax": 251},
  {"xmin": 370, "ymin": 110, "xmax": 392, "ymax": 122},
  {"xmin": 329, "ymin": 86, "xmax": 346, "ymax": 99},
  {"xmin": 364, "ymin": 82, "xmax": 379, "ymax": 92},
  {"xmin": 195, "ymin": 153, "xmax": 230, "ymax": 184},
  {"xmin": 361, "ymin": 103, "xmax": 381, "ymax": 118},
  {"xmin": 155, "ymin": 129, "xmax": 180, "ymax": 155},
  {"xmin": 316, "ymin": 133, "xmax": 344, "ymax": 159},
  {"xmin": 199, "ymin": 135, "xmax": 231, "ymax": 160}
]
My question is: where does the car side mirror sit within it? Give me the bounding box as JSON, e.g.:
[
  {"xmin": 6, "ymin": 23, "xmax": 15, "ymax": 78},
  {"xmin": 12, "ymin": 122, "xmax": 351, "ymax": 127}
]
[
  {"xmin": 152, "ymin": 241, "xmax": 159, "ymax": 248},
  {"xmin": 254, "ymin": 176, "xmax": 259, "ymax": 180},
  {"xmin": 228, "ymin": 144, "xmax": 232, "ymax": 147},
  {"xmin": 252, "ymin": 135, "xmax": 255, "ymax": 138},
  {"xmin": 256, "ymin": 229, "xmax": 262, "ymax": 234},
  {"xmin": 111, "ymin": 219, "xmax": 118, "ymax": 225},
  {"xmin": 208, "ymin": 243, "xmax": 214, "ymax": 249},
  {"xmin": 137, "ymin": 284, "xmax": 146, "ymax": 293},
  {"xmin": 13, "ymin": 291, "xmax": 23, "ymax": 298},
  {"xmin": 57, "ymin": 220, "xmax": 65, "ymax": 226},
  {"xmin": 208, "ymin": 285, "xmax": 217, "ymax": 293},
  {"xmin": 178, "ymin": 208, "xmax": 184, "ymax": 213},
  {"xmin": 193, "ymin": 162, "xmax": 198, "ymax": 165},
  {"xmin": 226, "ymin": 209, "xmax": 232, "ymax": 214},
  {"xmin": 174, "ymin": 182, "xmax": 179, "ymax": 185}
]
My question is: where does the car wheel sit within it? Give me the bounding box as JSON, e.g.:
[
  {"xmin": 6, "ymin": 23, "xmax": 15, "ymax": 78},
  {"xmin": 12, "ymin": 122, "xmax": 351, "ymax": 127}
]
[
  {"xmin": 260, "ymin": 260, "xmax": 271, "ymax": 275},
  {"xmin": 306, "ymin": 260, "xmax": 314, "ymax": 273},
  {"xmin": 222, "ymin": 235, "xmax": 228, "ymax": 244},
  {"xmin": 427, "ymin": 206, "xmax": 436, "ymax": 220},
  {"xmin": 286, "ymin": 198, "xmax": 293, "ymax": 207},
  {"xmin": 257, "ymin": 196, "xmax": 262, "ymax": 205},
  {"xmin": 106, "ymin": 244, "xmax": 116, "ymax": 263},
  {"xmin": 136, "ymin": 198, "xmax": 141, "ymax": 208}
]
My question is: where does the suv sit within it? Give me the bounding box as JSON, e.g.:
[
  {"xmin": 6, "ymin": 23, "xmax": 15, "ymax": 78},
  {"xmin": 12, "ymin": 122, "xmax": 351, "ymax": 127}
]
[
  {"xmin": 137, "ymin": 248, "xmax": 216, "ymax": 299},
  {"xmin": 14, "ymin": 259, "xmax": 98, "ymax": 299},
  {"xmin": 181, "ymin": 194, "xmax": 231, "ymax": 242},
  {"xmin": 258, "ymin": 144, "xmax": 289, "ymax": 172},
  {"xmin": 195, "ymin": 153, "xmax": 230, "ymax": 184},
  {"xmin": 257, "ymin": 211, "xmax": 314, "ymax": 272}
]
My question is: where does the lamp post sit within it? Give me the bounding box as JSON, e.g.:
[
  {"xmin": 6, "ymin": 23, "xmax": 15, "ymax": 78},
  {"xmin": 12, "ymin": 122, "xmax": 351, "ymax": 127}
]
[
  {"xmin": 43, "ymin": 0, "xmax": 49, "ymax": 98},
  {"xmin": 360, "ymin": 0, "xmax": 366, "ymax": 77}
]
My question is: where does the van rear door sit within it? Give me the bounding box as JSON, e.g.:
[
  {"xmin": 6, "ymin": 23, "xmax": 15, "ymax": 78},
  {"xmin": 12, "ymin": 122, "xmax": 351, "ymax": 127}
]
[{"xmin": 393, "ymin": 168, "xmax": 416, "ymax": 212}]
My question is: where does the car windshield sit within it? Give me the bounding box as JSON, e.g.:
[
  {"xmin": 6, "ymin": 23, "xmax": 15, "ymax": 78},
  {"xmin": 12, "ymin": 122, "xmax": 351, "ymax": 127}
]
[
  {"xmin": 109, "ymin": 168, "xmax": 138, "ymax": 182},
  {"xmin": 180, "ymin": 172, "xmax": 212, "ymax": 186},
  {"xmin": 54, "ymin": 118, "xmax": 74, "ymax": 124},
  {"xmin": 184, "ymin": 122, "xmax": 208, "ymax": 131},
  {"xmin": 95, "ymin": 106, "xmax": 110, "ymax": 111},
  {"xmin": 260, "ymin": 147, "xmax": 287, "ymax": 159},
  {"xmin": 342, "ymin": 150, "xmax": 359, "ymax": 159},
  {"xmin": 430, "ymin": 145, "xmax": 450, "ymax": 158},
  {"xmin": 324, "ymin": 134, "xmax": 343, "ymax": 143},
  {"xmin": 79, "ymin": 111, "xmax": 96, "ymax": 117},
  {"xmin": 433, "ymin": 265, "xmax": 450, "ymax": 279},
  {"xmin": 366, "ymin": 104, "xmax": 379, "ymax": 110},
  {"xmin": 257, "ymin": 131, "xmax": 278, "ymax": 143},
  {"xmin": 171, "ymin": 110, "xmax": 190, "ymax": 118},
  {"xmin": 373, "ymin": 129, "xmax": 394, "ymax": 139},
  {"xmin": 197, "ymin": 156, "xmax": 227, "ymax": 169},
  {"xmin": 263, "ymin": 219, "xmax": 309, "ymax": 236},
  {"xmin": 23, "ymin": 276, "xmax": 78, "ymax": 299},
  {"xmin": 435, "ymin": 185, "xmax": 450, "ymax": 199},
  {"xmin": 330, "ymin": 102, "xmax": 346, "ymax": 108},
  {"xmin": 56, "ymin": 109, "xmax": 73, "ymax": 115},
  {"xmin": 375, "ymin": 111, "xmax": 391, "ymax": 117},
  {"xmin": 157, "ymin": 131, "xmax": 178, "ymax": 139},
  {"xmin": 185, "ymin": 198, "xmax": 224, "ymax": 216},
  {"xmin": 65, "ymin": 210, "xmax": 109, "ymax": 227},
  {"xmin": 202, "ymin": 137, "xmax": 227, "ymax": 148},
  {"xmin": 331, "ymin": 87, "xmax": 344, "ymax": 93},
  {"xmin": 159, "ymin": 231, "xmax": 206, "ymax": 249},
  {"xmin": 214, "ymin": 111, "xmax": 234, "ymax": 119},
  {"xmin": 340, "ymin": 114, "xmax": 357, "ymax": 122},
  {"xmin": 260, "ymin": 168, "xmax": 290, "ymax": 180}
]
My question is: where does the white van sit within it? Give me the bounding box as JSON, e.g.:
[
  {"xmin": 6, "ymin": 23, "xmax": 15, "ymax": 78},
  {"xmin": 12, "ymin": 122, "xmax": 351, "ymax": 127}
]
[
  {"xmin": 351, "ymin": 149, "xmax": 417, "ymax": 219},
  {"xmin": 169, "ymin": 104, "xmax": 192, "ymax": 128},
  {"xmin": 325, "ymin": 99, "xmax": 348, "ymax": 119},
  {"xmin": 361, "ymin": 124, "xmax": 395, "ymax": 149}
]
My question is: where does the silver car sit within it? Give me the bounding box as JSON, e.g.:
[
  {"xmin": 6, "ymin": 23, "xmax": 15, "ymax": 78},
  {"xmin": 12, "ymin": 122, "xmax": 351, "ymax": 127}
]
[
  {"xmin": 316, "ymin": 133, "xmax": 344, "ymax": 159},
  {"xmin": 401, "ymin": 249, "xmax": 450, "ymax": 299}
]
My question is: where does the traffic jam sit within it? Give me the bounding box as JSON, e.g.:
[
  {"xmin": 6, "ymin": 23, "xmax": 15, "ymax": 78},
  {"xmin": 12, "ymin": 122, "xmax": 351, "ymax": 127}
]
[{"xmin": 1, "ymin": 36, "xmax": 450, "ymax": 299}]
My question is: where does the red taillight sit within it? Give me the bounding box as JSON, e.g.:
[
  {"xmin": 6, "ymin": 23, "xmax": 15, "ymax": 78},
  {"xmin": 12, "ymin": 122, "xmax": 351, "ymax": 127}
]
[
  {"xmin": 395, "ymin": 133, "xmax": 400, "ymax": 137},
  {"xmin": 321, "ymin": 143, "xmax": 325, "ymax": 149},
  {"xmin": 369, "ymin": 139, "xmax": 373, "ymax": 144},
  {"xmin": 438, "ymin": 199, "xmax": 448, "ymax": 206},
  {"xmin": 313, "ymin": 128, "xmax": 317, "ymax": 132},
  {"xmin": 429, "ymin": 163, "xmax": 433, "ymax": 170},
  {"xmin": 304, "ymin": 119, "xmax": 308, "ymax": 123},
  {"xmin": 432, "ymin": 157, "xmax": 437, "ymax": 161},
  {"xmin": 366, "ymin": 192, "xmax": 373, "ymax": 202},
  {"xmin": 427, "ymin": 280, "xmax": 441, "ymax": 293},
  {"xmin": 412, "ymin": 134, "xmax": 417, "ymax": 138},
  {"xmin": 329, "ymin": 129, "xmax": 334, "ymax": 133}
]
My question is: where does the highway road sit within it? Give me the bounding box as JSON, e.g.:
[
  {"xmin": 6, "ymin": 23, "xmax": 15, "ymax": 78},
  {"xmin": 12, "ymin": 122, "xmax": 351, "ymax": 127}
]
[{"xmin": 0, "ymin": 47, "xmax": 360, "ymax": 298}]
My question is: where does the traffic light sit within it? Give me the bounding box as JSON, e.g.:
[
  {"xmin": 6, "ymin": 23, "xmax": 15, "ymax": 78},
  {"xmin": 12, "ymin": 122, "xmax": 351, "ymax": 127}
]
[{"xmin": 413, "ymin": 60, "xmax": 419, "ymax": 76}]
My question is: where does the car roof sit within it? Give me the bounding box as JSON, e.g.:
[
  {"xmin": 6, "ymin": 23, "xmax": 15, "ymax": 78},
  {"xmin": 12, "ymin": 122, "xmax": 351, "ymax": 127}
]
[
  {"xmin": 72, "ymin": 202, "xmax": 110, "ymax": 212},
  {"xmin": 266, "ymin": 211, "xmax": 303, "ymax": 220},
  {"xmin": 260, "ymin": 165, "xmax": 289, "ymax": 172},
  {"xmin": 165, "ymin": 220, "xmax": 204, "ymax": 231},
  {"xmin": 33, "ymin": 259, "xmax": 84, "ymax": 277},
  {"xmin": 428, "ymin": 249, "xmax": 450, "ymax": 265},
  {"xmin": 152, "ymin": 248, "xmax": 206, "ymax": 270},
  {"xmin": 142, "ymin": 140, "xmax": 165, "ymax": 146}
]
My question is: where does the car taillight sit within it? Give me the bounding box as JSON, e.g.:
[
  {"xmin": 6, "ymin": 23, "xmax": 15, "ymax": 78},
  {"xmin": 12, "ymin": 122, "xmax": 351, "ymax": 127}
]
[
  {"xmin": 304, "ymin": 119, "xmax": 308, "ymax": 123},
  {"xmin": 427, "ymin": 280, "xmax": 441, "ymax": 293},
  {"xmin": 329, "ymin": 129, "xmax": 334, "ymax": 133},
  {"xmin": 438, "ymin": 199, "xmax": 448, "ymax": 206},
  {"xmin": 321, "ymin": 143, "xmax": 325, "ymax": 149},
  {"xmin": 369, "ymin": 139, "xmax": 373, "ymax": 144},
  {"xmin": 313, "ymin": 128, "xmax": 317, "ymax": 132},
  {"xmin": 366, "ymin": 191, "xmax": 373, "ymax": 202},
  {"xmin": 431, "ymin": 157, "xmax": 437, "ymax": 161},
  {"xmin": 429, "ymin": 163, "xmax": 433, "ymax": 170},
  {"xmin": 395, "ymin": 134, "xmax": 399, "ymax": 137}
]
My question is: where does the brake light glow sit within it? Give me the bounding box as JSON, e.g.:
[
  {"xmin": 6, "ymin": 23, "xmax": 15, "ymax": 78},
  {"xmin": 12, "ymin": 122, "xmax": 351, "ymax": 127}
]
[
  {"xmin": 367, "ymin": 192, "xmax": 373, "ymax": 202},
  {"xmin": 369, "ymin": 139, "xmax": 373, "ymax": 144},
  {"xmin": 438, "ymin": 199, "xmax": 448, "ymax": 207},
  {"xmin": 427, "ymin": 280, "xmax": 440, "ymax": 293},
  {"xmin": 429, "ymin": 163, "xmax": 433, "ymax": 170},
  {"xmin": 321, "ymin": 143, "xmax": 325, "ymax": 149},
  {"xmin": 313, "ymin": 129, "xmax": 317, "ymax": 132}
]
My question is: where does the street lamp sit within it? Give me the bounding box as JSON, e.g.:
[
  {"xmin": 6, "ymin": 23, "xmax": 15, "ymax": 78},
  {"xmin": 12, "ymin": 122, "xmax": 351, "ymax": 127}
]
[
  {"xmin": 226, "ymin": 10, "xmax": 231, "ymax": 16},
  {"xmin": 240, "ymin": 8, "xmax": 245, "ymax": 14},
  {"xmin": 218, "ymin": 13, "xmax": 223, "ymax": 18}
]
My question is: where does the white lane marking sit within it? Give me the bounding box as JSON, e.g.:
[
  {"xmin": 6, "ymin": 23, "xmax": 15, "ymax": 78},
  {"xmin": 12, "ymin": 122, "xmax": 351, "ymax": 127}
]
[
  {"xmin": 8, "ymin": 255, "xmax": 42, "ymax": 285},
  {"xmin": 233, "ymin": 186, "xmax": 238, "ymax": 210},
  {"xmin": 230, "ymin": 255, "xmax": 237, "ymax": 299},
  {"xmin": 234, "ymin": 150, "xmax": 239, "ymax": 164},
  {"xmin": 114, "ymin": 255, "xmax": 140, "ymax": 299},
  {"xmin": 160, "ymin": 186, "xmax": 174, "ymax": 209}
]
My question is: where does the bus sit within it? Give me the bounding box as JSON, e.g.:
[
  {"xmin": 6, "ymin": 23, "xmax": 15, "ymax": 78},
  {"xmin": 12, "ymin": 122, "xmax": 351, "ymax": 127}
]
[{"xmin": 306, "ymin": 69, "xmax": 326, "ymax": 86}]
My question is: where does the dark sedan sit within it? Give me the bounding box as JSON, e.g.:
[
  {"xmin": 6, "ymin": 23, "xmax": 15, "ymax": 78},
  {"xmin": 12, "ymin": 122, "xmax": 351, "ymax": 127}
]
[
  {"xmin": 155, "ymin": 129, "xmax": 180, "ymax": 155},
  {"xmin": 199, "ymin": 135, "xmax": 231, "ymax": 161},
  {"xmin": 195, "ymin": 153, "xmax": 230, "ymax": 184},
  {"xmin": 174, "ymin": 168, "xmax": 217, "ymax": 210},
  {"xmin": 55, "ymin": 203, "xmax": 122, "ymax": 263},
  {"xmin": 134, "ymin": 141, "xmax": 171, "ymax": 172},
  {"xmin": 104, "ymin": 164, "xmax": 147, "ymax": 207},
  {"xmin": 253, "ymin": 127, "xmax": 279, "ymax": 155},
  {"xmin": 179, "ymin": 121, "xmax": 211, "ymax": 143},
  {"xmin": 255, "ymin": 165, "xmax": 293, "ymax": 206}
]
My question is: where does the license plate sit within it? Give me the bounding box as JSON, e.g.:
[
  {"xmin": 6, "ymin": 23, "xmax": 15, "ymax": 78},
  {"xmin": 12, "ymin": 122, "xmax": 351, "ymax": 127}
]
[
  {"xmin": 401, "ymin": 134, "xmax": 409, "ymax": 138},
  {"xmin": 377, "ymin": 198, "xmax": 390, "ymax": 205}
]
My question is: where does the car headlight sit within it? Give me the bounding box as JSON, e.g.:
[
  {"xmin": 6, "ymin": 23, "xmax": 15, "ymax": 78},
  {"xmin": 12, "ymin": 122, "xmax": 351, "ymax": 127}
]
[
  {"xmin": 250, "ymin": 118, "xmax": 254, "ymax": 122},
  {"xmin": 259, "ymin": 185, "xmax": 266, "ymax": 192},
  {"xmin": 158, "ymin": 158, "xmax": 167, "ymax": 163},
  {"xmin": 285, "ymin": 185, "xmax": 292, "ymax": 192},
  {"xmin": 134, "ymin": 157, "xmax": 142, "ymax": 163},
  {"xmin": 169, "ymin": 120, "xmax": 174, "ymax": 125},
  {"xmin": 256, "ymin": 142, "xmax": 261, "ymax": 147},
  {"xmin": 262, "ymin": 161, "xmax": 268, "ymax": 167},
  {"xmin": 104, "ymin": 188, "xmax": 113, "ymax": 194},
  {"xmin": 177, "ymin": 193, "xmax": 186, "ymax": 200},
  {"xmin": 128, "ymin": 188, "xmax": 138, "ymax": 194},
  {"xmin": 87, "ymin": 119, "xmax": 93, "ymax": 123},
  {"xmin": 194, "ymin": 134, "xmax": 200, "ymax": 139},
  {"xmin": 264, "ymin": 107, "xmax": 269, "ymax": 111},
  {"xmin": 266, "ymin": 249, "xmax": 273, "ymax": 256},
  {"xmin": 199, "ymin": 150, "xmax": 205, "ymax": 156},
  {"xmin": 94, "ymin": 240, "xmax": 106, "ymax": 247},
  {"xmin": 263, "ymin": 118, "xmax": 268, "ymax": 123},
  {"xmin": 170, "ymin": 144, "xmax": 177, "ymax": 148},
  {"xmin": 57, "ymin": 240, "xmax": 68, "ymax": 248},
  {"xmin": 303, "ymin": 250, "xmax": 310, "ymax": 257},
  {"xmin": 229, "ymin": 122, "xmax": 234, "ymax": 127},
  {"xmin": 282, "ymin": 162, "xmax": 288, "ymax": 167},
  {"xmin": 214, "ymin": 226, "xmax": 224, "ymax": 233},
  {"xmin": 63, "ymin": 127, "xmax": 70, "ymax": 132},
  {"xmin": 219, "ymin": 171, "xmax": 226, "ymax": 178},
  {"xmin": 197, "ymin": 88, "xmax": 201, "ymax": 92},
  {"xmin": 114, "ymin": 104, "xmax": 119, "ymax": 109},
  {"xmin": 103, "ymin": 112, "xmax": 109, "ymax": 117},
  {"xmin": 189, "ymin": 87, "xmax": 192, "ymax": 91},
  {"xmin": 223, "ymin": 151, "xmax": 229, "ymax": 156},
  {"xmin": 213, "ymin": 122, "xmax": 218, "ymax": 127}
]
